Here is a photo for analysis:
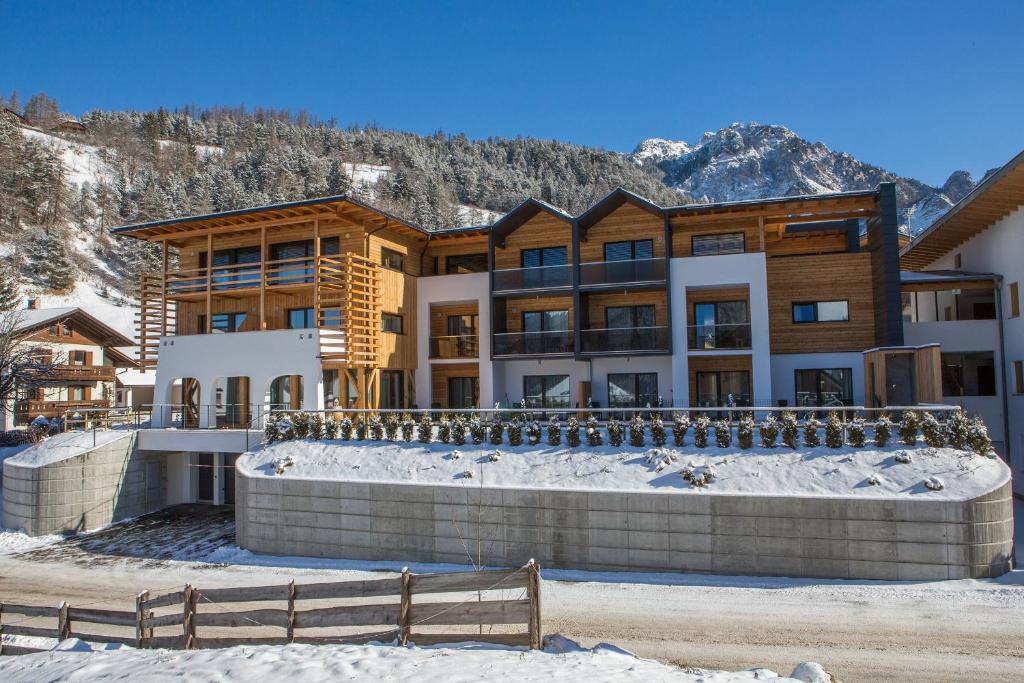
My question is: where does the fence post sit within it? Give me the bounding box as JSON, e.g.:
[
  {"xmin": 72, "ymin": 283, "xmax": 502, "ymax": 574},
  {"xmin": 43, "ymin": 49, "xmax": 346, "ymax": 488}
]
[
  {"xmin": 0, "ymin": 602, "xmax": 5, "ymax": 656},
  {"xmin": 287, "ymin": 579, "xmax": 296, "ymax": 643},
  {"xmin": 527, "ymin": 561, "xmax": 542, "ymax": 650},
  {"xmin": 135, "ymin": 590, "xmax": 150, "ymax": 648},
  {"xmin": 398, "ymin": 567, "xmax": 411, "ymax": 645},
  {"xmin": 182, "ymin": 585, "xmax": 195, "ymax": 649},
  {"xmin": 58, "ymin": 601, "xmax": 70, "ymax": 641}
]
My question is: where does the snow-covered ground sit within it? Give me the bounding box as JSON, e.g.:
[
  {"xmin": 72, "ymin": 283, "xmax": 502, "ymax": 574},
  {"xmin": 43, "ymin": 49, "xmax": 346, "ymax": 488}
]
[
  {"xmin": 3, "ymin": 430, "xmax": 129, "ymax": 468},
  {"xmin": 20, "ymin": 128, "xmax": 111, "ymax": 188},
  {"xmin": 31, "ymin": 280, "xmax": 137, "ymax": 339},
  {"xmin": 0, "ymin": 638, "xmax": 827, "ymax": 683},
  {"xmin": 242, "ymin": 438, "xmax": 1008, "ymax": 501}
]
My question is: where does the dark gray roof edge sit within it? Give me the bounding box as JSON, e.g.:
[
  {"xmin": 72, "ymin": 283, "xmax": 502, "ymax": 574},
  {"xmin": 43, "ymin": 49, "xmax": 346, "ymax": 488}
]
[{"xmin": 663, "ymin": 188, "xmax": 880, "ymax": 215}]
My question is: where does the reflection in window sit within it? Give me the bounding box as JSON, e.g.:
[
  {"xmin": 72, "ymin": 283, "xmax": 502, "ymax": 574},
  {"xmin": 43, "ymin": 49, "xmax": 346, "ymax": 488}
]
[
  {"xmin": 942, "ymin": 352, "xmax": 996, "ymax": 397},
  {"xmin": 523, "ymin": 375, "xmax": 570, "ymax": 409},
  {"xmin": 795, "ymin": 368, "xmax": 854, "ymax": 407}
]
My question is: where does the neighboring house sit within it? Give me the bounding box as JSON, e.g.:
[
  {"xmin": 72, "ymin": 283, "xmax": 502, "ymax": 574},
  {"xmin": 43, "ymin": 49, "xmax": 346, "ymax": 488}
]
[
  {"xmin": 1, "ymin": 304, "xmax": 138, "ymax": 429},
  {"xmin": 113, "ymin": 183, "xmax": 928, "ymax": 434},
  {"xmin": 901, "ymin": 148, "xmax": 1024, "ymax": 491}
]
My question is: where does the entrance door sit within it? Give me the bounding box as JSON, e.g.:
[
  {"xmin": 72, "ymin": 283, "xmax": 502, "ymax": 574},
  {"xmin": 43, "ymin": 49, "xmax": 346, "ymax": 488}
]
[
  {"xmin": 885, "ymin": 353, "xmax": 916, "ymax": 406},
  {"xmin": 448, "ymin": 377, "xmax": 479, "ymax": 409},
  {"xmin": 196, "ymin": 453, "xmax": 214, "ymax": 502},
  {"xmin": 222, "ymin": 454, "xmax": 238, "ymax": 505},
  {"xmin": 380, "ymin": 371, "xmax": 405, "ymax": 409}
]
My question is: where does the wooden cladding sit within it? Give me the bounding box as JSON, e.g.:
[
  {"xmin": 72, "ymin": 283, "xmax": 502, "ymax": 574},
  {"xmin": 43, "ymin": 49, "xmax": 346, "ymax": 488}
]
[
  {"xmin": 503, "ymin": 295, "xmax": 574, "ymax": 332},
  {"xmin": 670, "ymin": 217, "xmax": 760, "ymax": 257},
  {"xmin": 578, "ymin": 204, "xmax": 665, "ymax": 261},
  {"xmin": 582, "ymin": 290, "xmax": 668, "ymax": 327},
  {"xmin": 493, "ymin": 213, "xmax": 572, "ymax": 270},
  {"xmin": 765, "ymin": 252, "xmax": 876, "ymax": 353},
  {"xmin": 430, "ymin": 363, "xmax": 479, "ymax": 409},
  {"xmin": 429, "ymin": 303, "xmax": 479, "ymax": 337}
]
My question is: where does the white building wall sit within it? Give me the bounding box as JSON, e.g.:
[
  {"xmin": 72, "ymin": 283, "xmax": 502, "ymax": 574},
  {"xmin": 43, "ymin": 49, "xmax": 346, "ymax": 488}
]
[
  {"xmin": 769, "ymin": 352, "xmax": 866, "ymax": 407},
  {"xmin": 492, "ymin": 358, "xmax": 591, "ymax": 408}
]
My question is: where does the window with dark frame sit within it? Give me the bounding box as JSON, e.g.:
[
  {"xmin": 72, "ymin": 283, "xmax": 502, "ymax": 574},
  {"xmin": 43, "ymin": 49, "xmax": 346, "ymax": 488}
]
[
  {"xmin": 692, "ymin": 232, "xmax": 745, "ymax": 257},
  {"xmin": 520, "ymin": 246, "xmax": 567, "ymax": 268},
  {"xmin": 523, "ymin": 375, "xmax": 570, "ymax": 409},
  {"xmin": 382, "ymin": 313, "xmax": 403, "ymax": 334},
  {"xmin": 795, "ymin": 368, "xmax": 854, "ymax": 407},
  {"xmin": 69, "ymin": 350, "xmax": 87, "ymax": 366},
  {"xmin": 445, "ymin": 253, "xmax": 488, "ymax": 273},
  {"xmin": 603, "ymin": 240, "xmax": 653, "ymax": 261},
  {"xmin": 198, "ymin": 312, "xmax": 247, "ymax": 333},
  {"xmin": 792, "ymin": 300, "xmax": 849, "ymax": 323},
  {"xmin": 941, "ymin": 352, "xmax": 996, "ymax": 397},
  {"xmin": 1015, "ymin": 361, "xmax": 1024, "ymax": 394},
  {"xmin": 695, "ymin": 371, "xmax": 751, "ymax": 408},
  {"xmin": 287, "ymin": 307, "xmax": 316, "ymax": 329},
  {"xmin": 608, "ymin": 373, "xmax": 659, "ymax": 411},
  {"xmin": 381, "ymin": 247, "xmax": 405, "ymax": 272}
]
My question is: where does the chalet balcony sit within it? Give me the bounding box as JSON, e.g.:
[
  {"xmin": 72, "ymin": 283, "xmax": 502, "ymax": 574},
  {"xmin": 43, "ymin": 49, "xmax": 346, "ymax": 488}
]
[
  {"xmin": 16, "ymin": 399, "xmax": 109, "ymax": 420},
  {"xmin": 492, "ymin": 330, "xmax": 573, "ymax": 357},
  {"xmin": 580, "ymin": 326, "xmax": 670, "ymax": 354},
  {"xmin": 430, "ymin": 335, "xmax": 479, "ymax": 359},
  {"xmin": 47, "ymin": 364, "xmax": 117, "ymax": 382},
  {"xmin": 578, "ymin": 258, "xmax": 666, "ymax": 288},
  {"xmin": 687, "ymin": 323, "xmax": 752, "ymax": 350},
  {"xmin": 492, "ymin": 264, "xmax": 572, "ymax": 293},
  {"xmin": 164, "ymin": 256, "xmax": 317, "ymax": 297}
]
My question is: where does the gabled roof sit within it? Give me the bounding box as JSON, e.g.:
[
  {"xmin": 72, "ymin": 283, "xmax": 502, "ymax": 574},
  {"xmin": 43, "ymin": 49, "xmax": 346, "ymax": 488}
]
[
  {"xmin": 576, "ymin": 187, "xmax": 663, "ymax": 234},
  {"xmin": 13, "ymin": 307, "xmax": 137, "ymax": 364},
  {"xmin": 489, "ymin": 197, "xmax": 573, "ymax": 245},
  {"xmin": 902, "ymin": 149, "xmax": 1024, "ymax": 270}
]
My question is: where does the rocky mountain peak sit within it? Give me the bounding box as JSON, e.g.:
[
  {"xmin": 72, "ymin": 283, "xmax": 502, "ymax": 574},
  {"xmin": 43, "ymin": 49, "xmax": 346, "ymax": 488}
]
[{"xmin": 941, "ymin": 170, "xmax": 975, "ymax": 204}]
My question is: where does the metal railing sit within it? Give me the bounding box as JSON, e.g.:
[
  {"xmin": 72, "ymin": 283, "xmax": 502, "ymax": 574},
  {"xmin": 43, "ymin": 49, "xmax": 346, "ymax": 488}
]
[
  {"xmin": 687, "ymin": 323, "xmax": 752, "ymax": 350},
  {"xmin": 580, "ymin": 326, "xmax": 669, "ymax": 353},
  {"xmin": 578, "ymin": 258, "xmax": 666, "ymax": 287},
  {"xmin": 492, "ymin": 330, "xmax": 574, "ymax": 356},
  {"xmin": 429, "ymin": 335, "xmax": 479, "ymax": 359},
  {"xmin": 492, "ymin": 264, "xmax": 572, "ymax": 292}
]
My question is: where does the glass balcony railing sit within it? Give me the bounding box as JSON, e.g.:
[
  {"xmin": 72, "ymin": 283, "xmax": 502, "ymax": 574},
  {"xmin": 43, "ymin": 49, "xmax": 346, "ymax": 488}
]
[
  {"xmin": 578, "ymin": 258, "xmax": 666, "ymax": 287},
  {"xmin": 492, "ymin": 264, "xmax": 572, "ymax": 292},
  {"xmin": 429, "ymin": 335, "xmax": 479, "ymax": 359},
  {"xmin": 687, "ymin": 323, "xmax": 752, "ymax": 350},
  {"xmin": 580, "ymin": 326, "xmax": 670, "ymax": 353},
  {"xmin": 493, "ymin": 330, "xmax": 573, "ymax": 356}
]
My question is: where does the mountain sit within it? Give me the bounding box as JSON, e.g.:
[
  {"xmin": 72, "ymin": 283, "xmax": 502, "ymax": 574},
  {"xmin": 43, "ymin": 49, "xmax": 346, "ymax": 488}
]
[{"xmin": 629, "ymin": 122, "xmax": 972, "ymax": 235}]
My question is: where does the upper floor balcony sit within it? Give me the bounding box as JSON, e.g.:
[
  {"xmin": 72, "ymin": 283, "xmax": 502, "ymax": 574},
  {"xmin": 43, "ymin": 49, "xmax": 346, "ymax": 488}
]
[
  {"xmin": 164, "ymin": 256, "xmax": 319, "ymax": 298},
  {"xmin": 47, "ymin": 364, "xmax": 117, "ymax": 383},
  {"xmin": 687, "ymin": 323, "xmax": 752, "ymax": 351},
  {"xmin": 492, "ymin": 330, "xmax": 574, "ymax": 357},
  {"xmin": 578, "ymin": 258, "xmax": 666, "ymax": 289},
  {"xmin": 579, "ymin": 326, "xmax": 670, "ymax": 354},
  {"xmin": 429, "ymin": 335, "xmax": 479, "ymax": 359},
  {"xmin": 492, "ymin": 265, "xmax": 572, "ymax": 294}
]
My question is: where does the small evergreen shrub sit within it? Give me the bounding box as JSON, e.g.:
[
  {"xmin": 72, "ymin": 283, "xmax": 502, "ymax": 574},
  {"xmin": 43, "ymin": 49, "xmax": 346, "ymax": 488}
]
[
  {"xmin": 825, "ymin": 411, "xmax": 843, "ymax": 449},
  {"xmin": 324, "ymin": 416, "xmax": 339, "ymax": 440},
  {"xmin": 874, "ymin": 414, "xmax": 892, "ymax": 447},
  {"xmin": 629, "ymin": 414, "xmax": 645, "ymax": 447},
  {"xmin": 437, "ymin": 416, "xmax": 452, "ymax": 444},
  {"xmin": 401, "ymin": 414, "xmax": 415, "ymax": 442},
  {"xmin": 470, "ymin": 416, "xmax": 486, "ymax": 444},
  {"xmin": 291, "ymin": 412, "xmax": 310, "ymax": 439},
  {"xmin": 607, "ymin": 418, "xmax": 623, "ymax": 447},
  {"xmin": 759, "ymin": 414, "xmax": 779, "ymax": 448},
  {"xmin": 780, "ymin": 411, "xmax": 798, "ymax": 449},
  {"xmin": 384, "ymin": 414, "xmax": 399, "ymax": 441},
  {"xmin": 650, "ymin": 415, "xmax": 667, "ymax": 447},
  {"xmin": 489, "ymin": 420, "xmax": 505, "ymax": 445},
  {"xmin": 339, "ymin": 417, "xmax": 353, "ymax": 441},
  {"xmin": 585, "ymin": 415, "xmax": 603, "ymax": 447},
  {"xmin": 967, "ymin": 416, "xmax": 993, "ymax": 456},
  {"xmin": 737, "ymin": 414, "xmax": 754, "ymax": 449},
  {"xmin": 566, "ymin": 416, "xmax": 581, "ymax": 447},
  {"xmin": 547, "ymin": 416, "xmax": 561, "ymax": 446},
  {"xmin": 526, "ymin": 420, "xmax": 542, "ymax": 445},
  {"xmin": 368, "ymin": 415, "xmax": 384, "ymax": 441},
  {"xmin": 714, "ymin": 419, "xmax": 732, "ymax": 448},
  {"xmin": 354, "ymin": 418, "xmax": 367, "ymax": 440},
  {"xmin": 417, "ymin": 414, "xmax": 432, "ymax": 443},
  {"xmin": 920, "ymin": 412, "xmax": 944, "ymax": 448},
  {"xmin": 451, "ymin": 414, "xmax": 466, "ymax": 445},
  {"xmin": 308, "ymin": 414, "xmax": 324, "ymax": 440},
  {"xmin": 671, "ymin": 412, "xmax": 689, "ymax": 447},
  {"xmin": 945, "ymin": 411, "xmax": 969, "ymax": 450},
  {"xmin": 693, "ymin": 414, "xmax": 710, "ymax": 448},
  {"xmin": 507, "ymin": 417, "xmax": 523, "ymax": 446},
  {"xmin": 847, "ymin": 417, "xmax": 866, "ymax": 447},
  {"xmin": 898, "ymin": 411, "xmax": 920, "ymax": 447},
  {"xmin": 803, "ymin": 413, "xmax": 821, "ymax": 448}
]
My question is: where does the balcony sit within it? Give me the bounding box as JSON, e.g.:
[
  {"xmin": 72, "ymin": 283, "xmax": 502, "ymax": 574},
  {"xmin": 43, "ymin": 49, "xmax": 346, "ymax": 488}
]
[
  {"xmin": 48, "ymin": 364, "xmax": 117, "ymax": 382},
  {"xmin": 430, "ymin": 335, "xmax": 480, "ymax": 359},
  {"xmin": 16, "ymin": 399, "xmax": 109, "ymax": 420},
  {"xmin": 493, "ymin": 330, "xmax": 573, "ymax": 356},
  {"xmin": 492, "ymin": 265, "xmax": 572, "ymax": 293},
  {"xmin": 164, "ymin": 257, "xmax": 317, "ymax": 297},
  {"xmin": 578, "ymin": 258, "xmax": 666, "ymax": 288},
  {"xmin": 580, "ymin": 326, "xmax": 670, "ymax": 354},
  {"xmin": 687, "ymin": 323, "xmax": 752, "ymax": 350}
]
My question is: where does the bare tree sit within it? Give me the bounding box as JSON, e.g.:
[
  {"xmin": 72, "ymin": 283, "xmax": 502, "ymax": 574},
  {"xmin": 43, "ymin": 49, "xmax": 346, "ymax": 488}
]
[{"xmin": 0, "ymin": 309, "xmax": 63, "ymax": 421}]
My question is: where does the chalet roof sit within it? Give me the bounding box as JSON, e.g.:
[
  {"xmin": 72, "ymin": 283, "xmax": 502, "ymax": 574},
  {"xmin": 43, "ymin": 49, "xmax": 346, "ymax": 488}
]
[
  {"xmin": 577, "ymin": 187, "xmax": 663, "ymax": 234},
  {"xmin": 13, "ymin": 307, "xmax": 137, "ymax": 363},
  {"xmin": 489, "ymin": 197, "xmax": 573, "ymax": 245},
  {"xmin": 901, "ymin": 149, "xmax": 1024, "ymax": 270}
]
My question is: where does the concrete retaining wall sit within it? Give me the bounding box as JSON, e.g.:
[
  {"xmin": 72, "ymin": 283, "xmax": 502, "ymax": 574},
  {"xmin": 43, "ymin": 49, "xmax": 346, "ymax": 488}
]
[
  {"xmin": 2, "ymin": 433, "xmax": 168, "ymax": 535},
  {"xmin": 236, "ymin": 473, "xmax": 1013, "ymax": 580}
]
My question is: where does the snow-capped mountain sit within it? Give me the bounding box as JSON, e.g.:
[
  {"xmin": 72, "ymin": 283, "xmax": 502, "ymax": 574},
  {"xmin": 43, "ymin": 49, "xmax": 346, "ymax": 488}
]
[{"xmin": 630, "ymin": 122, "xmax": 973, "ymax": 235}]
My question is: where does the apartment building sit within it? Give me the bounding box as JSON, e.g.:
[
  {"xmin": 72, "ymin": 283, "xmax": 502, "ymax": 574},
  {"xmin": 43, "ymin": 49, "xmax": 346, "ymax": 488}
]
[
  {"xmin": 1, "ymin": 305, "xmax": 138, "ymax": 429},
  {"xmin": 901, "ymin": 148, "xmax": 1024, "ymax": 489},
  {"xmin": 113, "ymin": 183, "xmax": 919, "ymax": 431}
]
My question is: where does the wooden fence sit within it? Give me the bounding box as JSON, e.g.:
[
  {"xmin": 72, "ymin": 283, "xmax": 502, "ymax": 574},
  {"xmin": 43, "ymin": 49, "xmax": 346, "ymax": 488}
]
[{"xmin": 0, "ymin": 563, "xmax": 541, "ymax": 655}]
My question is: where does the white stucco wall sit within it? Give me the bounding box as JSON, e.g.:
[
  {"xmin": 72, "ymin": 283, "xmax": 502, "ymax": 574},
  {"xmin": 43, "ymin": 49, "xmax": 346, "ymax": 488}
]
[{"xmin": 768, "ymin": 352, "xmax": 866, "ymax": 407}]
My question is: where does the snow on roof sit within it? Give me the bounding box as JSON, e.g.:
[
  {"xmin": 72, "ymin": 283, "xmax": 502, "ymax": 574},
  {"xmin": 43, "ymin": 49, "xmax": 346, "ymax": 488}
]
[
  {"xmin": 115, "ymin": 368, "xmax": 156, "ymax": 386},
  {"xmin": 11, "ymin": 307, "xmax": 79, "ymax": 333}
]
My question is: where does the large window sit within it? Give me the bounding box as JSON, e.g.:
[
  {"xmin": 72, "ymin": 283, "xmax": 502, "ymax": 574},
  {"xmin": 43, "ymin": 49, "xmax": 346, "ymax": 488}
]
[
  {"xmin": 448, "ymin": 377, "xmax": 479, "ymax": 409},
  {"xmin": 199, "ymin": 312, "xmax": 247, "ymax": 333},
  {"xmin": 942, "ymin": 352, "xmax": 996, "ymax": 397},
  {"xmin": 448, "ymin": 314, "xmax": 478, "ymax": 336},
  {"xmin": 903, "ymin": 288, "xmax": 996, "ymax": 322},
  {"xmin": 606, "ymin": 305, "xmax": 655, "ymax": 329},
  {"xmin": 795, "ymin": 368, "xmax": 854, "ymax": 407},
  {"xmin": 692, "ymin": 233, "xmax": 744, "ymax": 256},
  {"xmin": 695, "ymin": 371, "xmax": 751, "ymax": 408},
  {"xmin": 381, "ymin": 247, "xmax": 405, "ymax": 272},
  {"xmin": 270, "ymin": 237, "xmax": 340, "ymax": 261},
  {"xmin": 446, "ymin": 253, "xmax": 488, "ymax": 274},
  {"xmin": 524, "ymin": 375, "xmax": 570, "ymax": 409},
  {"xmin": 608, "ymin": 373, "xmax": 659, "ymax": 410},
  {"xmin": 288, "ymin": 307, "xmax": 315, "ymax": 329},
  {"xmin": 69, "ymin": 386, "xmax": 85, "ymax": 401},
  {"xmin": 521, "ymin": 246, "xmax": 567, "ymax": 268},
  {"xmin": 604, "ymin": 240, "xmax": 653, "ymax": 261},
  {"xmin": 792, "ymin": 300, "xmax": 849, "ymax": 323},
  {"xmin": 691, "ymin": 301, "xmax": 750, "ymax": 349},
  {"xmin": 380, "ymin": 370, "xmax": 405, "ymax": 409},
  {"xmin": 382, "ymin": 313, "xmax": 403, "ymax": 334}
]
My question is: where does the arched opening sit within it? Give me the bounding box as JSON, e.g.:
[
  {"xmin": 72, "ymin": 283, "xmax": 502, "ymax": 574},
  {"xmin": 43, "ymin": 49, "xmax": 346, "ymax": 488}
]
[
  {"xmin": 213, "ymin": 376, "xmax": 251, "ymax": 428},
  {"xmin": 165, "ymin": 377, "xmax": 201, "ymax": 429},
  {"xmin": 268, "ymin": 375, "xmax": 304, "ymax": 412}
]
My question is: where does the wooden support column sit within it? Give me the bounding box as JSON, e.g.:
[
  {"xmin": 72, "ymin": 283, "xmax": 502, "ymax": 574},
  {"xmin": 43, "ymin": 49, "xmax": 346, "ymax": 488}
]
[
  {"xmin": 161, "ymin": 241, "xmax": 169, "ymax": 336},
  {"xmin": 205, "ymin": 233, "xmax": 213, "ymax": 334},
  {"xmin": 758, "ymin": 216, "xmax": 766, "ymax": 252},
  {"xmin": 259, "ymin": 226, "xmax": 267, "ymax": 330},
  {"xmin": 313, "ymin": 217, "xmax": 321, "ymax": 328}
]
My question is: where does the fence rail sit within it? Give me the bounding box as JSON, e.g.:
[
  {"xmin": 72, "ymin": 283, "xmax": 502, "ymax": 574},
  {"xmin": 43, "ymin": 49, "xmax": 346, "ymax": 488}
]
[{"xmin": 0, "ymin": 563, "xmax": 542, "ymax": 655}]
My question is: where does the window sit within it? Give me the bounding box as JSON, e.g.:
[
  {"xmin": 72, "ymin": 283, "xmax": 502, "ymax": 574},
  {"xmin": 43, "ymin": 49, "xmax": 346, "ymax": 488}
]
[
  {"xmin": 320, "ymin": 308, "xmax": 342, "ymax": 328},
  {"xmin": 795, "ymin": 368, "xmax": 854, "ymax": 407},
  {"xmin": 691, "ymin": 301, "xmax": 750, "ymax": 349},
  {"xmin": 199, "ymin": 312, "xmax": 247, "ymax": 333},
  {"xmin": 608, "ymin": 373, "xmax": 659, "ymax": 410},
  {"xmin": 381, "ymin": 247, "xmax": 404, "ymax": 272},
  {"xmin": 48, "ymin": 323, "xmax": 58, "ymax": 335},
  {"xmin": 69, "ymin": 386, "xmax": 85, "ymax": 401},
  {"xmin": 288, "ymin": 308, "xmax": 315, "ymax": 329},
  {"xmin": 69, "ymin": 350, "xmax": 87, "ymax": 366},
  {"xmin": 520, "ymin": 246, "xmax": 566, "ymax": 268},
  {"xmin": 61, "ymin": 324, "xmax": 72, "ymax": 336},
  {"xmin": 522, "ymin": 309, "xmax": 569, "ymax": 353},
  {"xmin": 1010, "ymin": 282, "xmax": 1020, "ymax": 318},
  {"xmin": 792, "ymin": 300, "xmax": 849, "ymax": 323},
  {"xmin": 606, "ymin": 305, "xmax": 655, "ymax": 329},
  {"xmin": 200, "ymin": 245, "xmax": 261, "ymax": 267},
  {"xmin": 604, "ymin": 240, "xmax": 653, "ymax": 261},
  {"xmin": 692, "ymin": 232, "xmax": 745, "ymax": 257},
  {"xmin": 382, "ymin": 313, "xmax": 403, "ymax": 334},
  {"xmin": 942, "ymin": 352, "xmax": 996, "ymax": 397},
  {"xmin": 902, "ymin": 289, "xmax": 996, "ymax": 322},
  {"xmin": 448, "ymin": 377, "xmax": 479, "ymax": 409},
  {"xmin": 523, "ymin": 375, "xmax": 570, "ymax": 409},
  {"xmin": 695, "ymin": 371, "xmax": 751, "ymax": 408},
  {"xmin": 522, "ymin": 310, "xmax": 568, "ymax": 332},
  {"xmin": 380, "ymin": 371, "xmax": 405, "ymax": 409},
  {"xmin": 446, "ymin": 253, "xmax": 488, "ymax": 274},
  {"xmin": 954, "ymin": 252, "xmax": 962, "ymax": 269},
  {"xmin": 1015, "ymin": 361, "xmax": 1024, "ymax": 395},
  {"xmin": 447, "ymin": 314, "xmax": 478, "ymax": 336}
]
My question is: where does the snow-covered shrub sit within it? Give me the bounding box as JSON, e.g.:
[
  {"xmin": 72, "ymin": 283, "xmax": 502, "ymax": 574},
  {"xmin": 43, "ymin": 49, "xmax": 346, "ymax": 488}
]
[
  {"xmin": 461, "ymin": 469, "xmax": 473, "ymax": 479},
  {"xmin": 629, "ymin": 414, "xmax": 645, "ymax": 447},
  {"xmin": 714, "ymin": 419, "xmax": 732, "ymax": 448},
  {"xmin": 401, "ymin": 414, "xmax": 415, "ymax": 442},
  {"xmin": 967, "ymin": 416, "xmax": 994, "ymax": 457},
  {"xmin": 650, "ymin": 415, "xmax": 667, "ymax": 447},
  {"xmin": 384, "ymin": 414, "xmax": 399, "ymax": 441},
  {"xmin": 759, "ymin": 414, "xmax": 779, "ymax": 448},
  {"xmin": 417, "ymin": 414, "xmax": 432, "ymax": 443},
  {"xmin": 489, "ymin": 450, "xmax": 502, "ymax": 462},
  {"xmin": 272, "ymin": 454, "xmax": 296, "ymax": 475},
  {"xmin": 507, "ymin": 418, "xmax": 523, "ymax": 446},
  {"xmin": 450, "ymin": 414, "xmax": 465, "ymax": 445},
  {"xmin": 470, "ymin": 416, "xmax": 486, "ymax": 444},
  {"xmin": 737, "ymin": 414, "xmax": 754, "ymax": 449},
  {"xmin": 339, "ymin": 417, "xmax": 353, "ymax": 441},
  {"xmin": 693, "ymin": 414, "xmax": 710, "ymax": 448},
  {"xmin": 847, "ymin": 417, "xmax": 865, "ymax": 447},
  {"xmin": 547, "ymin": 416, "xmax": 561, "ymax": 446},
  {"xmin": 647, "ymin": 448, "xmax": 675, "ymax": 472},
  {"xmin": 526, "ymin": 420, "xmax": 541, "ymax": 445},
  {"xmin": 566, "ymin": 416, "xmax": 581, "ymax": 447},
  {"xmin": 324, "ymin": 416, "xmax": 339, "ymax": 440},
  {"xmin": 944, "ymin": 410, "xmax": 969, "ymax": 450},
  {"xmin": 671, "ymin": 412, "xmax": 689, "ymax": 447},
  {"xmin": 920, "ymin": 412, "xmax": 944, "ymax": 448},
  {"xmin": 291, "ymin": 412, "xmax": 310, "ymax": 439},
  {"xmin": 682, "ymin": 464, "xmax": 715, "ymax": 488},
  {"xmin": 585, "ymin": 415, "xmax": 602, "ymax": 447},
  {"xmin": 780, "ymin": 411, "xmax": 798, "ymax": 449},
  {"xmin": 607, "ymin": 418, "xmax": 623, "ymax": 447},
  {"xmin": 307, "ymin": 414, "xmax": 324, "ymax": 440},
  {"xmin": 894, "ymin": 450, "xmax": 912, "ymax": 464},
  {"xmin": 489, "ymin": 420, "xmax": 505, "ymax": 445},
  {"xmin": 437, "ymin": 417, "xmax": 452, "ymax": 444},
  {"xmin": 924, "ymin": 476, "xmax": 944, "ymax": 491},
  {"xmin": 264, "ymin": 416, "xmax": 282, "ymax": 443},
  {"xmin": 803, "ymin": 414, "xmax": 821, "ymax": 448},
  {"xmin": 898, "ymin": 411, "xmax": 919, "ymax": 446},
  {"xmin": 825, "ymin": 412, "xmax": 843, "ymax": 449},
  {"xmin": 354, "ymin": 418, "xmax": 366, "ymax": 441},
  {"xmin": 873, "ymin": 414, "xmax": 892, "ymax": 447},
  {"xmin": 368, "ymin": 415, "xmax": 384, "ymax": 441},
  {"xmin": 867, "ymin": 474, "xmax": 882, "ymax": 486}
]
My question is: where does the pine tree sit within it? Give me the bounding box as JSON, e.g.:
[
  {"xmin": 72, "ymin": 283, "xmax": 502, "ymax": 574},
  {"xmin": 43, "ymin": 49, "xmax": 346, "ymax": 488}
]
[
  {"xmin": 0, "ymin": 265, "xmax": 19, "ymax": 310},
  {"xmin": 26, "ymin": 230, "xmax": 76, "ymax": 292}
]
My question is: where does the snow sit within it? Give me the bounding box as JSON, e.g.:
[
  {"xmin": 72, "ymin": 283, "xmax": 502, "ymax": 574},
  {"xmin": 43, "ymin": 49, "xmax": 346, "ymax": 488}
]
[
  {"xmin": 0, "ymin": 638, "xmax": 818, "ymax": 682},
  {"xmin": 4, "ymin": 430, "xmax": 130, "ymax": 468},
  {"xmin": 31, "ymin": 280, "xmax": 137, "ymax": 339},
  {"xmin": 20, "ymin": 128, "xmax": 111, "ymax": 188},
  {"xmin": 156, "ymin": 139, "xmax": 224, "ymax": 158},
  {"xmin": 240, "ymin": 437, "xmax": 1009, "ymax": 501}
]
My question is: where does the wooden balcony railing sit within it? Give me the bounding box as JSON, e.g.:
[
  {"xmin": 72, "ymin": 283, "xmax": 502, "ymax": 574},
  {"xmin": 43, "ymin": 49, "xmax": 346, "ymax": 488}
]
[
  {"xmin": 16, "ymin": 399, "xmax": 109, "ymax": 420},
  {"xmin": 47, "ymin": 365, "xmax": 117, "ymax": 382}
]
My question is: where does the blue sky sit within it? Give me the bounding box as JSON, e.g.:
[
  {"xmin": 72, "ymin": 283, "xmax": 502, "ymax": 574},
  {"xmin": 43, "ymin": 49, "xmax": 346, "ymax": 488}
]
[{"xmin": 1, "ymin": 0, "xmax": 1021, "ymax": 185}]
